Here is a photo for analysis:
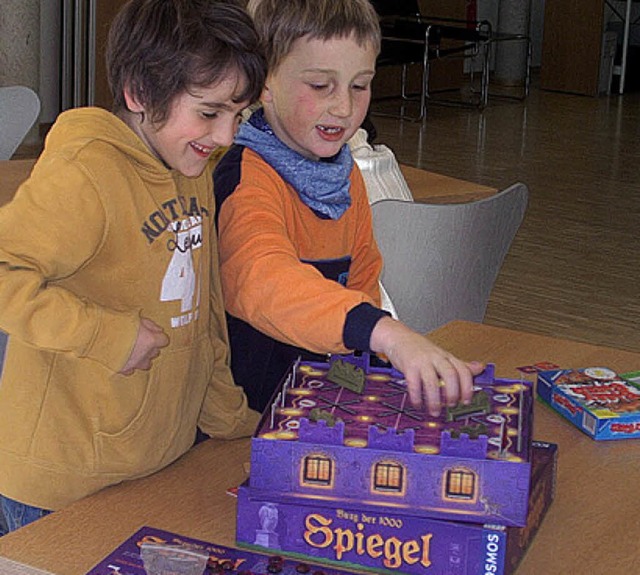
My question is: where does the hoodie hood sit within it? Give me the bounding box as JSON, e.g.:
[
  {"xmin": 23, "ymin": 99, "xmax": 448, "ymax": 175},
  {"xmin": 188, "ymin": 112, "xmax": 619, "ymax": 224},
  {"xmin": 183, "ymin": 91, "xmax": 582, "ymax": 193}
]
[{"xmin": 44, "ymin": 107, "xmax": 169, "ymax": 177}]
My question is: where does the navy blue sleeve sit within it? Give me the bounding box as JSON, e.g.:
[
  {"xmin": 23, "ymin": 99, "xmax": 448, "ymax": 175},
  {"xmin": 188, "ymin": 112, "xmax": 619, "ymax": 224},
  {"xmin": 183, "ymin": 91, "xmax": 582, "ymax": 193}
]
[
  {"xmin": 343, "ymin": 302, "xmax": 390, "ymax": 352},
  {"xmin": 213, "ymin": 144, "xmax": 245, "ymax": 227}
]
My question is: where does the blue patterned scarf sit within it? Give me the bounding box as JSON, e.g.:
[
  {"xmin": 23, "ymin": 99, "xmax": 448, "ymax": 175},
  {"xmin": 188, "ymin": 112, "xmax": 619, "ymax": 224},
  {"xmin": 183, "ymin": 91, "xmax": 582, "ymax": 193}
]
[{"xmin": 235, "ymin": 109, "xmax": 353, "ymax": 219}]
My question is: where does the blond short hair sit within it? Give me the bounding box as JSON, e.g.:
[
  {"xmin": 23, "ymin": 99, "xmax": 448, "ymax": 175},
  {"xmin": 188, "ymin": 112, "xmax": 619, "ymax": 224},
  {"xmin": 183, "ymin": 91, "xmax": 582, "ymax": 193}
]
[{"xmin": 246, "ymin": 0, "xmax": 381, "ymax": 72}]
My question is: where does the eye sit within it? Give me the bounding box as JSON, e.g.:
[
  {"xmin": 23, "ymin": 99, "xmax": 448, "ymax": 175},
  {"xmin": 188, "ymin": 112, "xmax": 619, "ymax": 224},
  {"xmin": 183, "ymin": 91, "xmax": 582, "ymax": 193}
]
[
  {"xmin": 352, "ymin": 79, "xmax": 372, "ymax": 91},
  {"xmin": 308, "ymin": 83, "xmax": 329, "ymax": 91},
  {"xmin": 201, "ymin": 111, "xmax": 219, "ymax": 119}
]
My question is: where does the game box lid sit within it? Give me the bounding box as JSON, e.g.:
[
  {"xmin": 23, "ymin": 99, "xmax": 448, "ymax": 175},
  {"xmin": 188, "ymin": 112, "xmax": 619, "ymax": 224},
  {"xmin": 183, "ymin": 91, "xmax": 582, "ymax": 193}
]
[{"xmin": 537, "ymin": 367, "xmax": 640, "ymax": 440}]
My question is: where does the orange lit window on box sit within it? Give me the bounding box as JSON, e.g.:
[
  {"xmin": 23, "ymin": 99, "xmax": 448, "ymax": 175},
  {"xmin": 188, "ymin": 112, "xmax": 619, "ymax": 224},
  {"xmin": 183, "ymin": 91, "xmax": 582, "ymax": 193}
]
[
  {"xmin": 445, "ymin": 468, "xmax": 476, "ymax": 501},
  {"xmin": 373, "ymin": 461, "xmax": 405, "ymax": 494},
  {"xmin": 302, "ymin": 455, "xmax": 333, "ymax": 487}
]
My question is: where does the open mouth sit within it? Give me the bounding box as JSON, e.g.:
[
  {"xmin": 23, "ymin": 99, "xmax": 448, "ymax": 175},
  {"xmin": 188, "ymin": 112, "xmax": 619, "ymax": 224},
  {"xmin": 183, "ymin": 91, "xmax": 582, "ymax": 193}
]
[
  {"xmin": 317, "ymin": 125, "xmax": 344, "ymax": 135},
  {"xmin": 190, "ymin": 141, "xmax": 214, "ymax": 157},
  {"xmin": 316, "ymin": 125, "xmax": 346, "ymax": 142}
]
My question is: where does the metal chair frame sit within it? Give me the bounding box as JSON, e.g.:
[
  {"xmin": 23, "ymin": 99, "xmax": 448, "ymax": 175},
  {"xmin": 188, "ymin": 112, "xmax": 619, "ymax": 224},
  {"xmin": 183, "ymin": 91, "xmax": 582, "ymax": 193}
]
[{"xmin": 373, "ymin": 14, "xmax": 531, "ymax": 121}]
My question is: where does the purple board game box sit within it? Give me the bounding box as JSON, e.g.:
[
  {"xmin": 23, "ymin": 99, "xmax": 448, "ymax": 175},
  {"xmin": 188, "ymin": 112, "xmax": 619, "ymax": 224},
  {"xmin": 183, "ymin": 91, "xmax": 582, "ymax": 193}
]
[
  {"xmin": 237, "ymin": 441, "xmax": 557, "ymax": 575},
  {"xmin": 537, "ymin": 366, "xmax": 640, "ymax": 440},
  {"xmin": 250, "ymin": 355, "xmax": 534, "ymax": 527}
]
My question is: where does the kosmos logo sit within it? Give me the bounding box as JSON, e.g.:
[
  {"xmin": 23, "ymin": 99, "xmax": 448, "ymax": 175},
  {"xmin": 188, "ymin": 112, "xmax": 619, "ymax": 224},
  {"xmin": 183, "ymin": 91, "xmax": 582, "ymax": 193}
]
[{"xmin": 484, "ymin": 532, "xmax": 502, "ymax": 574}]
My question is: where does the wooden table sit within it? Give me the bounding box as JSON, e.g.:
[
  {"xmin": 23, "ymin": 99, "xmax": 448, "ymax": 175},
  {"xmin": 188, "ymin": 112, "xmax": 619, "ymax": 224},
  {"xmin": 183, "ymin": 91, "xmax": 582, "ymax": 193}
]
[
  {"xmin": 0, "ymin": 159, "xmax": 495, "ymax": 209},
  {"xmin": 399, "ymin": 164, "xmax": 496, "ymax": 203},
  {"xmin": 1, "ymin": 320, "xmax": 640, "ymax": 575},
  {"xmin": 0, "ymin": 159, "xmax": 36, "ymax": 207}
]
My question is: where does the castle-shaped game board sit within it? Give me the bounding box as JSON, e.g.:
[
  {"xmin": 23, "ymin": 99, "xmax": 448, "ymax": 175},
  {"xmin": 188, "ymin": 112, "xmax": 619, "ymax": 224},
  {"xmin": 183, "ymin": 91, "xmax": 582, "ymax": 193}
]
[{"xmin": 248, "ymin": 354, "xmax": 533, "ymax": 527}]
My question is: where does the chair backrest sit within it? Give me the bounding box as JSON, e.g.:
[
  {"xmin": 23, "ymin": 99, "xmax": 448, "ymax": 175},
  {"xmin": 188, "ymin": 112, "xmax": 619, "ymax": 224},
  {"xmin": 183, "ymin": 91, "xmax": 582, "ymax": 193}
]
[
  {"xmin": 371, "ymin": 182, "xmax": 528, "ymax": 334},
  {"xmin": 0, "ymin": 85, "xmax": 41, "ymax": 160},
  {"xmin": 369, "ymin": 0, "xmax": 421, "ymax": 18}
]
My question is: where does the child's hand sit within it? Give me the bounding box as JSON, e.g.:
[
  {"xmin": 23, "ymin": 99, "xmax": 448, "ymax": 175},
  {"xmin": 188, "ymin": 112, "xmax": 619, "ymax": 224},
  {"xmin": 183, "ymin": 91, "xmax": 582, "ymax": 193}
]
[
  {"xmin": 119, "ymin": 318, "xmax": 169, "ymax": 376},
  {"xmin": 370, "ymin": 317, "xmax": 484, "ymax": 417}
]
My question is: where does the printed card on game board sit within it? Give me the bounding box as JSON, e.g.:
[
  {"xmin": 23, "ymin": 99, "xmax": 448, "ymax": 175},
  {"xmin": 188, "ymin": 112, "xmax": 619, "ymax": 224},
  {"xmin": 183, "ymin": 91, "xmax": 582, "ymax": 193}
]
[
  {"xmin": 84, "ymin": 525, "xmax": 367, "ymax": 575},
  {"xmin": 537, "ymin": 366, "xmax": 640, "ymax": 440}
]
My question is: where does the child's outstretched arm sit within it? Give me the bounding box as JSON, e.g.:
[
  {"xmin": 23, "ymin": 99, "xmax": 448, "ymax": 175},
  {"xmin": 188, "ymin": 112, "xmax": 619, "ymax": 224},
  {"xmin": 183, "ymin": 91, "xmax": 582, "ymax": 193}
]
[{"xmin": 369, "ymin": 316, "xmax": 484, "ymax": 417}]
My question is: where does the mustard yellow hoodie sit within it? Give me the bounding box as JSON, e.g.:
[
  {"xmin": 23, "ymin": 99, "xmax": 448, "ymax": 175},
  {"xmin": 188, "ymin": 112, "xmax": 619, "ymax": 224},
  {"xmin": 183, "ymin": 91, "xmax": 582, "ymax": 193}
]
[{"xmin": 0, "ymin": 107, "xmax": 259, "ymax": 510}]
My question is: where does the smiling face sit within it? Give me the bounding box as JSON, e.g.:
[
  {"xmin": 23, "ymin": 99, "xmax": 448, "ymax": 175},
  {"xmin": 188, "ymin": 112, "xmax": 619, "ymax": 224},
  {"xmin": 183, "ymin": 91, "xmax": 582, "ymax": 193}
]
[
  {"xmin": 122, "ymin": 69, "xmax": 250, "ymax": 177},
  {"xmin": 261, "ymin": 34, "xmax": 376, "ymax": 161}
]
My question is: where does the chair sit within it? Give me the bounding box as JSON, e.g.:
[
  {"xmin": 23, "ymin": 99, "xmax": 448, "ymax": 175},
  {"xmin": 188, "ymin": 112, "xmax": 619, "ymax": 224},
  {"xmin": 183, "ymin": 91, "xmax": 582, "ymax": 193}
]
[
  {"xmin": 370, "ymin": 1, "xmax": 530, "ymax": 120},
  {"xmin": 0, "ymin": 85, "xmax": 41, "ymax": 160},
  {"xmin": 371, "ymin": 182, "xmax": 528, "ymax": 334}
]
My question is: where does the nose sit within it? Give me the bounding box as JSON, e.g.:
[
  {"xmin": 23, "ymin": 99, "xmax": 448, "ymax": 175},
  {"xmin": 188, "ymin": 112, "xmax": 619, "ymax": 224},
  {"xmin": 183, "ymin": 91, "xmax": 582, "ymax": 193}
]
[
  {"xmin": 211, "ymin": 116, "xmax": 239, "ymax": 148},
  {"xmin": 329, "ymin": 88, "xmax": 353, "ymax": 118}
]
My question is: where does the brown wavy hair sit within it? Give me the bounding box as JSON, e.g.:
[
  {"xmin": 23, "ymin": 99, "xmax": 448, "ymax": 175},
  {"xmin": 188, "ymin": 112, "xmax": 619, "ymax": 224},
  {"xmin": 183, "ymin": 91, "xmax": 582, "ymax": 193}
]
[{"xmin": 107, "ymin": 0, "xmax": 267, "ymax": 124}]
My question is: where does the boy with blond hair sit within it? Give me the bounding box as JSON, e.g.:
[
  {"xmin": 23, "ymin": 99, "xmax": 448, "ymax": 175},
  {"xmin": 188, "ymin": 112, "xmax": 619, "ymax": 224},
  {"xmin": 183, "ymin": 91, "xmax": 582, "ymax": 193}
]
[{"xmin": 214, "ymin": 0, "xmax": 483, "ymax": 416}]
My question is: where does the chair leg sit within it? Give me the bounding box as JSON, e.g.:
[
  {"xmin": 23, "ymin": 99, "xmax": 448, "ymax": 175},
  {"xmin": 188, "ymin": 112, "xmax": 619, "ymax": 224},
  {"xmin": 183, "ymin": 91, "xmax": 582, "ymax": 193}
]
[
  {"xmin": 419, "ymin": 39, "xmax": 429, "ymax": 120},
  {"xmin": 479, "ymin": 41, "xmax": 491, "ymax": 108},
  {"xmin": 370, "ymin": 28, "xmax": 433, "ymax": 121},
  {"xmin": 381, "ymin": 53, "xmax": 427, "ymax": 121},
  {"xmin": 524, "ymin": 37, "xmax": 532, "ymax": 98},
  {"xmin": 401, "ymin": 64, "xmax": 409, "ymax": 100}
]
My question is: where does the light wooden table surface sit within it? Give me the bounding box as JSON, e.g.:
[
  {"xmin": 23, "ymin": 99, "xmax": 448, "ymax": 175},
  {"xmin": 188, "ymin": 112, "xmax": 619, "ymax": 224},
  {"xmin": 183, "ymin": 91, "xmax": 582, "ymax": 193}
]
[
  {"xmin": 399, "ymin": 164, "xmax": 496, "ymax": 203},
  {"xmin": 0, "ymin": 159, "xmax": 495, "ymax": 209},
  {"xmin": 1, "ymin": 321, "xmax": 639, "ymax": 575},
  {"xmin": 0, "ymin": 159, "xmax": 36, "ymax": 207}
]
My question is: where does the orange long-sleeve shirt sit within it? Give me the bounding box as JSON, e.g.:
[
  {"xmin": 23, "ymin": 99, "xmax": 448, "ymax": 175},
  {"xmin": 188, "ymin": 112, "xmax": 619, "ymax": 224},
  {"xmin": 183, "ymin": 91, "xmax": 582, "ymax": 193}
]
[{"xmin": 215, "ymin": 144, "xmax": 387, "ymax": 411}]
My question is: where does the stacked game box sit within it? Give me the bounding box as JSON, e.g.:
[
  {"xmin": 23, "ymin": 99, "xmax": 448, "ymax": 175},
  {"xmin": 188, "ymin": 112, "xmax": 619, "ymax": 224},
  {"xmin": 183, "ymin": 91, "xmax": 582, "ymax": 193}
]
[
  {"xmin": 537, "ymin": 366, "xmax": 640, "ymax": 440},
  {"xmin": 236, "ymin": 353, "xmax": 557, "ymax": 575}
]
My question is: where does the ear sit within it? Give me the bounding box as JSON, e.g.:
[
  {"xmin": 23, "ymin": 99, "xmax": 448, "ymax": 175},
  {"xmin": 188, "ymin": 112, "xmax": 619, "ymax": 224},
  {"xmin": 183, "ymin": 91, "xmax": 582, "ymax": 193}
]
[
  {"xmin": 260, "ymin": 81, "xmax": 273, "ymax": 104},
  {"xmin": 123, "ymin": 84, "xmax": 145, "ymax": 114}
]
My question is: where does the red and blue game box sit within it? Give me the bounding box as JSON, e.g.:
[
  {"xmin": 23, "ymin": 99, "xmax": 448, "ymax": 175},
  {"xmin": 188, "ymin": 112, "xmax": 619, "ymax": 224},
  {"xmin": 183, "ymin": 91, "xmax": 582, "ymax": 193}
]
[
  {"xmin": 249, "ymin": 355, "xmax": 534, "ymax": 528},
  {"xmin": 236, "ymin": 441, "xmax": 557, "ymax": 575},
  {"xmin": 536, "ymin": 366, "xmax": 640, "ymax": 440}
]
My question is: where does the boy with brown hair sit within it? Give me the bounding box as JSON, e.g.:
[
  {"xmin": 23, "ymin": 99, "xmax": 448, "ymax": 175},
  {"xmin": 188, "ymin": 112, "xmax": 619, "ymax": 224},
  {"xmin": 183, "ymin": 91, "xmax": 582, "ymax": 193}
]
[
  {"xmin": 0, "ymin": 0, "xmax": 265, "ymax": 533},
  {"xmin": 214, "ymin": 0, "xmax": 483, "ymax": 417}
]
